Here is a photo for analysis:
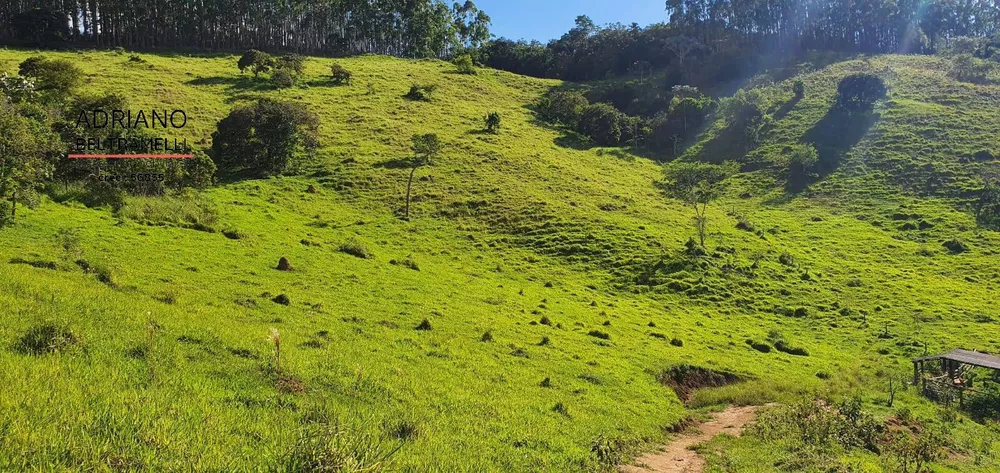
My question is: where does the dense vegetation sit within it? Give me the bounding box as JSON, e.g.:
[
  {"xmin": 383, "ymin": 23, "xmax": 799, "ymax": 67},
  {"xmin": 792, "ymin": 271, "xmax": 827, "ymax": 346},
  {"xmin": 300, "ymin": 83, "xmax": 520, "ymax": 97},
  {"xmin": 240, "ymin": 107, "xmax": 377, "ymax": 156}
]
[
  {"xmin": 484, "ymin": 2, "xmax": 1000, "ymax": 82},
  {"xmin": 0, "ymin": 0, "xmax": 491, "ymax": 56}
]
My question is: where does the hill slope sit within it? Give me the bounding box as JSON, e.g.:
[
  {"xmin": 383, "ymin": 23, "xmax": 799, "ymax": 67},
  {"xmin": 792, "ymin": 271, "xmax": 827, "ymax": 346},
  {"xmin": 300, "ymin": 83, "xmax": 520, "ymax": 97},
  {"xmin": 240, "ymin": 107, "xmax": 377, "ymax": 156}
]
[{"xmin": 0, "ymin": 50, "xmax": 998, "ymax": 471}]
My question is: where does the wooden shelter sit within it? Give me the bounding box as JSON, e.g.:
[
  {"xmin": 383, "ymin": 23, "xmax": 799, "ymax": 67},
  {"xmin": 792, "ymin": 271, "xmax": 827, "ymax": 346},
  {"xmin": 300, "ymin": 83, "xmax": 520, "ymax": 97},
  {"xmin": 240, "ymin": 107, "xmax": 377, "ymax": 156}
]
[{"xmin": 913, "ymin": 349, "xmax": 1000, "ymax": 406}]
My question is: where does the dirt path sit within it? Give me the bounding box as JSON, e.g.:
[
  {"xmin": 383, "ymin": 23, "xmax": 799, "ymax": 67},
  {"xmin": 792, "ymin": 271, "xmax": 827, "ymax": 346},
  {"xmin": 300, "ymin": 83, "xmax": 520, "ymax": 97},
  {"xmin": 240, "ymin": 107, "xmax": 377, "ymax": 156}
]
[{"xmin": 619, "ymin": 405, "xmax": 768, "ymax": 473}]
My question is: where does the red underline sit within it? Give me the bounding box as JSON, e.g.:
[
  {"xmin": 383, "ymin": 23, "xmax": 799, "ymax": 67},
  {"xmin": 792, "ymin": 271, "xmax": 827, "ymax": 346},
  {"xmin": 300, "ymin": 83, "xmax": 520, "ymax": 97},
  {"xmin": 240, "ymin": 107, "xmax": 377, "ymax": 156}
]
[{"xmin": 68, "ymin": 154, "xmax": 194, "ymax": 159}]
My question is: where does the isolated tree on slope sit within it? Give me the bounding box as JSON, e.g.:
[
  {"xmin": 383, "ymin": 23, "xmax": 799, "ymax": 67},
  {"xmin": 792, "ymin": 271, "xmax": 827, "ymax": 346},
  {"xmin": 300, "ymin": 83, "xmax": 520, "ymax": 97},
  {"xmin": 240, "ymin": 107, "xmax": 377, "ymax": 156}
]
[
  {"xmin": 0, "ymin": 102, "xmax": 60, "ymax": 224},
  {"xmin": 661, "ymin": 161, "xmax": 737, "ymax": 248},
  {"xmin": 405, "ymin": 134, "xmax": 441, "ymax": 220}
]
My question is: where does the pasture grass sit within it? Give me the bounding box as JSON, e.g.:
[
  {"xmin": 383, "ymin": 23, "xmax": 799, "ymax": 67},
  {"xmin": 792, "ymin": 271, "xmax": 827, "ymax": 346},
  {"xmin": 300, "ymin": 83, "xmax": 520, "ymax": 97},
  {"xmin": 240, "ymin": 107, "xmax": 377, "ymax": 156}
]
[{"xmin": 0, "ymin": 48, "xmax": 998, "ymax": 470}]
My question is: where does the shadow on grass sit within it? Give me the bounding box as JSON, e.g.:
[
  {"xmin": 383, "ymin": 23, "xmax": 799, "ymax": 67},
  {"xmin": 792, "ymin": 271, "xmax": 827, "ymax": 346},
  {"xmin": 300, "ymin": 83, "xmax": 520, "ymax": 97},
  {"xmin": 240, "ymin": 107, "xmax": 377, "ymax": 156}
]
[
  {"xmin": 186, "ymin": 75, "xmax": 276, "ymax": 93},
  {"xmin": 302, "ymin": 79, "xmax": 349, "ymax": 88},
  {"xmin": 773, "ymin": 95, "xmax": 802, "ymax": 120},
  {"xmin": 373, "ymin": 158, "xmax": 412, "ymax": 169},
  {"xmin": 803, "ymin": 107, "xmax": 879, "ymax": 174}
]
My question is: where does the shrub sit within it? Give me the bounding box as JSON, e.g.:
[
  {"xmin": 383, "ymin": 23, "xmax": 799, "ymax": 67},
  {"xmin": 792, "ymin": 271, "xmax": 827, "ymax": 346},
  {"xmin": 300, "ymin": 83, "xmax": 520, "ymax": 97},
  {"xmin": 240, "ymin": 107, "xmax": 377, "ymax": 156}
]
[
  {"xmin": 405, "ymin": 83, "xmax": 436, "ymax": 101},
  {"xmin": 587, "ymin": 330, "xmax": 610, "ymax": 340},
  {"xmin": 576, "ymin": 103, "xmax": 623, "ymax": 146},
  {"xmin": 720, "ymin": 89, "xmax": 768, "ymax": 147},
  {"xmin": 128, "ymin": 54, "xmax": 145, "ymax": 63},
  {"xmin": 237, "ymin": 49, "xmax": 273, "ymax": 77},
  {"xmin": 338, "ymin": 239, "xmax": 372, "ymax": 259},
  {"xmin": 0, "ymin": 72, "xmax": 36, "ymax": 103},
  {"xmin": 182, "ymin": 150, "xmax": 217, "ymax": 189},
  {"xmin": 537, "ymin": 91, "xmax": 589, "ymax": 126},
  {"xmin": 835, "ymin": 73, "xmax": 887, "ymax": 112},
  {"xmin": 389, "ymin": 257, "xmax": 419, "ymax": 271},
  {"xmin": 786, "ymin": 143, "xmax": 820, "ymax": 191},
  {"xmin": 484, "ymin": 112, "xmax": 501, "ymax": 133},
  {"xmin": 453, "ymin": 54, "xmax": 476, "ymax": 74},
  {"xmin": 670, "ymin": 337, "xmax": 684, "ymax": 347},
  {"xmin": 774, "ymin": 340, "xmax": 809, "ymax": 356},
  {"xmin": 792, "ymin": 79, "xmax": 805, "ymax": 98},
  {"xmin": 272, "ymin": 69, "xmax": 296, "ymax": 89},
  {"xmin": 950, "ymin": 53, "xmax": 993, "ymax": 84},
  {"xmin": 415, "ymin": 319, "xmax": 432, "ymax": 331},
  {"xmin": 480, "ymin": 330, "xmax": 493, "ymax": 342},
  {"xmin": 17, "ymin": 56, "xmax": 82, "ymax": 100},
  {"xmin": 330, "ymin": 63, "xmax": 352, "ymax": 85},
  {"xmin": 778, "ymin": 252, "xmax": 795, "ymax": 267},
  {"xmin": 275, "ymin": 54, "xmax": 305, "ymax": 76},
  {"xmin": 211, "ymin": 98, "xmax": 319, "ymax": 176}
]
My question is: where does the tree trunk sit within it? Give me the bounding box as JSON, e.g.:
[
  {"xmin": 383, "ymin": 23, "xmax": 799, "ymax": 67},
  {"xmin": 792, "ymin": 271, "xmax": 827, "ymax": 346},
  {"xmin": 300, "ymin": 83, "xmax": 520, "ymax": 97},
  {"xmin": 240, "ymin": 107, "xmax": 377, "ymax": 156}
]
[
  {"xmin": 10, "ymin": 190, "xmax": 16, "ymax": 220},
  {"xmin": 405, "ymin": 166, "xmax": 417, "ymax": 220}
]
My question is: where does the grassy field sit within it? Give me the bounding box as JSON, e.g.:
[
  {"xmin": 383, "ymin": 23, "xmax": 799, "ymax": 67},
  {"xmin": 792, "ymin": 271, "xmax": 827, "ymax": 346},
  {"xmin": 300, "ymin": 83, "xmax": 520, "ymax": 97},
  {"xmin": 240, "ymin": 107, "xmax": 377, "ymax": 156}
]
[{"xmin": 0, "ymin": 49, "xmax": 998, "ymax": 471}]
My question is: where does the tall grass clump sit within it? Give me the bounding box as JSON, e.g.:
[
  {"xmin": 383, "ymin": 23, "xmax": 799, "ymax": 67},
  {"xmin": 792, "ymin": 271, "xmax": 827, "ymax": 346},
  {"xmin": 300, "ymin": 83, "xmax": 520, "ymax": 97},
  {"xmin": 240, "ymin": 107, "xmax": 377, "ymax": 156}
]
[
  {"xmin": 117, "ymin": 191, "xmax": 218, "ymax": 231},
  {"xmin": 279, "ymin": 422, "xmax": 402, "ymax": 472}
]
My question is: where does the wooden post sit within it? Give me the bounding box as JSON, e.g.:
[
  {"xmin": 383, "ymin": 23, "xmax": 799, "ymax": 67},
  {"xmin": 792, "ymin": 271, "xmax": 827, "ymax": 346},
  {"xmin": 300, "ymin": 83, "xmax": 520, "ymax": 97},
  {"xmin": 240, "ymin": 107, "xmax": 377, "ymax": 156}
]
[{"xmin": 913, "ymin": 361, "xmax": 919, "ymax": 386}]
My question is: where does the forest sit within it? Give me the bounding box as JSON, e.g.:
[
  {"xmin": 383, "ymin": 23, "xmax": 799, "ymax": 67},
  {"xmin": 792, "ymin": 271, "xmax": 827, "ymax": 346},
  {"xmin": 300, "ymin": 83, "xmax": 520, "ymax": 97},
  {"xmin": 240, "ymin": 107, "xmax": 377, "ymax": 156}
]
[
  {"xmin": 484, "ymin": 0, "xmax": 1000, "ymax": 81},
  {"xmin": 0, "ymin": 0, "xmax": 491, "ymax": 57}
]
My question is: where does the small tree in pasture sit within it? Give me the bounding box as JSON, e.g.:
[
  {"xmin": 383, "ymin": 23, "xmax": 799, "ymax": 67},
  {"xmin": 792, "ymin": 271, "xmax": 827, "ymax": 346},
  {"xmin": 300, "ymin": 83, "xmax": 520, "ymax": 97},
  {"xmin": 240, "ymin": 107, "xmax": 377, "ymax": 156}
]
[
  {"xmin": 405, "ymin": 134, "xmax": 440, "ymax": 220},
  {"xmin": 238, "ymin": 50, "xmax": 274, "ymax": 78},
  {"xmin": 330, "ymin": 63, "xmax": 352, "ymax": 85},
  {"xmin": 835, "ymin": 73, "xmax": 887, "ymax": 113},
  {"xmin": 661, "ymin": 161, "xmax": 737, "ymax": 248},
  {"xmin": 453, "ymin": 54, "xmax": 476, "ymax": 74}
]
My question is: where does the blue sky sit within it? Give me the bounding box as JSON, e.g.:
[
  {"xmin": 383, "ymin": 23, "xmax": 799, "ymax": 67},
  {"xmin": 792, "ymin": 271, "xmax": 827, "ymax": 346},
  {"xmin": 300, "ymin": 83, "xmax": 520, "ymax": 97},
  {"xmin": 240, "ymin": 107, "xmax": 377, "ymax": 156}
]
[{"xmin": 476, "ymin": 0, "xmax": 667, "ymax": 42}]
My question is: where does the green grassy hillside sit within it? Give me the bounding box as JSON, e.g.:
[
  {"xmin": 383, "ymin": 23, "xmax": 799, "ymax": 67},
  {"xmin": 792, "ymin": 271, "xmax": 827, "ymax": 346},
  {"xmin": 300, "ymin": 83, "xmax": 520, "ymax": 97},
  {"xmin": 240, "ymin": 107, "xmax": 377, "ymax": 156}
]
[{"xmin": 0, "ymin": 49, "xmax": 998, "ymax": 471}]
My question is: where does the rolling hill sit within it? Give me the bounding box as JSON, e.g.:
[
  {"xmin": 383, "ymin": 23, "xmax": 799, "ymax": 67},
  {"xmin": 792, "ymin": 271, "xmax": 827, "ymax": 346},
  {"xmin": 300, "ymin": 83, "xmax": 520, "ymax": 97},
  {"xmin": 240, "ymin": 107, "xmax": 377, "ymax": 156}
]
[{"xmin": 0, "ymin": 49, "xmax": 998, "ymax": 471}]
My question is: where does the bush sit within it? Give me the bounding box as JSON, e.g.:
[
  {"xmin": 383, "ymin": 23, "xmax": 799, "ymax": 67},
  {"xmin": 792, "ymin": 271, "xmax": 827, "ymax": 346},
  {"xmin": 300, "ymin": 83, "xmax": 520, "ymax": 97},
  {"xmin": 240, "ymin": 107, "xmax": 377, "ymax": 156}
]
[
  {"xmin": 835, "ymin": 73, "xmax": 887, "ymax": 113},
  {"xmin": 338, "ymin": 239, "xmax": 372, "ymax": 259},
  {"xmin": 211, "ymin": 98, "xmax": 319, "ymax": 176},
  {"xmin": 786, "ymin": 143, "xmax": 820, "ymax": 191},
  {"xmin": 587, "ymin": 330, "xmax": 611, "ymax": 340},
  {"xmin": 182, "ymin": 150, "xmax": 217, "ymax": 189},
  {"xmin": 330, "ymin": 63, "xmax": 352, "ymax": 85},
  {"xmin": 453, "ymin": 54, "xmax": 476, "ymax": 74},
  {"xmin": 272, "ymin": 69, "xmax": 296, "ymax": 89},
  {"xmin": 792, "ymin": 79, "xmax": 805, "ymax": 98},
  {"xmin": 275, "ymin": 54, "xmax": 305, "ymax": 76},
  {"xmin": 484, "ymin": 112, "xmax": 501, "ymax": 133},
  {"xmin": 0, "ymin": 72, "xmax": 36, "ymax": 103},
  {"xmin": 17, "ymin": 56, "xmax": 82, "ymax": 100},
  {"xmin": 238, "ymin": 49, "xmax": 273, "ymax": 77},
  {"xmin": 405, "ymin": 83, "xmax": 437, "ymax": 101},
  {"xmin": 537, "ymin": 91, "xmax": 588, "ymax": 126},
  {"xmin": 576, "ymin": 103, "xmax": 623, "ymax": 146},
  {"xmin": 720, "ymin": 89, "xmax": 768, "ymax": 147},
  {"xmin": 950, "ymin": 53, "xmax": 993, "ymax": 84}
]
